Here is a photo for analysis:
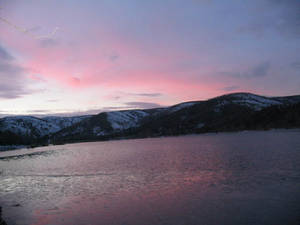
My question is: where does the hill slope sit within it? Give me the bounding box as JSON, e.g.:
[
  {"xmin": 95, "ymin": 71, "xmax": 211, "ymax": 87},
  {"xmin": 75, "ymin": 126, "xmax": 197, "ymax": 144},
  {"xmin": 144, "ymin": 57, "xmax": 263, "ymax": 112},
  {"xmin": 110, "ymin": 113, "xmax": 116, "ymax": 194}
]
[
  {"xmin": 51, "ymin": 93, "xmax": 300, "ymax": 143},
  {"xmin": 1, "ymin": 92, "xmax": 300, "ymax": 148},
  {"xmin": 0, "ymin": 116, "xmax": 90, "ymax": 145}
]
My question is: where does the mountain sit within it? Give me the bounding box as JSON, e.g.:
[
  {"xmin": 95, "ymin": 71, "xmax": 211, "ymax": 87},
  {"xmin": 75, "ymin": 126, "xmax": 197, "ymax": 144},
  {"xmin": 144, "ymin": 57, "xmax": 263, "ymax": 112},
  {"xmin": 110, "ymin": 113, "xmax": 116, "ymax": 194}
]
[
  {"xmin": 1, "ymin": 92, "xmax": 300, "ymax": 148},
  {"xmin": 133, "ymin": 93, "xmax": 300, "ymax": 137},
  {"xmin": 0, "ymin": 115, "xmax": 90, "ymax": 146},
  {"xmin": 51, "ymin": 110, "xmax": 152, "ymax": 142},
  {"xmin": 51, "ymin": 92, "xmax": 300, "ymax": 143}
]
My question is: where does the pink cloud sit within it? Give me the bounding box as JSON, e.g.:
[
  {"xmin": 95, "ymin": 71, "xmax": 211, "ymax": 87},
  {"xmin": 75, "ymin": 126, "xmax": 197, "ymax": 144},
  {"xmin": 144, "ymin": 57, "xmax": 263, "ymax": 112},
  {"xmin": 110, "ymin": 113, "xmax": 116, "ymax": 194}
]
[{"xmin": 0, "ymin": 19, "xmax": 228, "ymax": 105}]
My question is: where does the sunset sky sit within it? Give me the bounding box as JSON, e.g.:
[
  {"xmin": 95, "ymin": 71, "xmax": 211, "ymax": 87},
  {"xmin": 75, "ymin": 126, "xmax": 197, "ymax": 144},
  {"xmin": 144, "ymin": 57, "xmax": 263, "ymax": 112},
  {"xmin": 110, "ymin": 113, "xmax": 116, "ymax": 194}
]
[{"xmin": 0, "ymin": 0, "xmax": 299, "ymax": 116}]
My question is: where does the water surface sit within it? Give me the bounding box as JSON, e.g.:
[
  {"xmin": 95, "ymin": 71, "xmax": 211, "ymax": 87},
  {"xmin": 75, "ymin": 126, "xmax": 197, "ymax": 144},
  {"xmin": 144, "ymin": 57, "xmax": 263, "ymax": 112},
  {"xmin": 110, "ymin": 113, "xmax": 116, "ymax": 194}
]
[{"xmin": 0, "ymin": 130, "xmax": 300, "ymax": 225}]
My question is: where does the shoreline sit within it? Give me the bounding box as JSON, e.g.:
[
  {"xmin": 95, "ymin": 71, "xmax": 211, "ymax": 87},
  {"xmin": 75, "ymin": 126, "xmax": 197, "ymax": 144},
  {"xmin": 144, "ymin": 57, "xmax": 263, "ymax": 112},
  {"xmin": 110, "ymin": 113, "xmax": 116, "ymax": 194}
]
[{"xmin": 1, "ymin": 128, "xmax": 299, "ymax": 153}]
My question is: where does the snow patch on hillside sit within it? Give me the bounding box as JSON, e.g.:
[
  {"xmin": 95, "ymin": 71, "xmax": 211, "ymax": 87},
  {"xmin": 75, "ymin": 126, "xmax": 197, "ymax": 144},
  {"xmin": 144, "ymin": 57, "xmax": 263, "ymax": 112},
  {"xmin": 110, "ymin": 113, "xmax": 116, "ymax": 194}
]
[
  {"xmin": 93, "ymin": 127, "xmax": 107, "ymax": 136},
  {"xmin": 43, "ymin": 116, "xmax": 91, "ymax": 128},
  {"xmin": 215, "ymin": 93, "xmax": 283, "ymax": 111},
  {"xmin": 232, "ymin": 94, "xmax": 282, "ymax": 110},
  {"xmin": 169, "ymin": 102, "xmax": 197, "ymax": 112},
  {"xmin": 0, "ymin": 116, "xmax": 89, "ymax": 138},
  {"xmin": 107, "ymin": 110, "xmax": 149, "ymax": 130}
]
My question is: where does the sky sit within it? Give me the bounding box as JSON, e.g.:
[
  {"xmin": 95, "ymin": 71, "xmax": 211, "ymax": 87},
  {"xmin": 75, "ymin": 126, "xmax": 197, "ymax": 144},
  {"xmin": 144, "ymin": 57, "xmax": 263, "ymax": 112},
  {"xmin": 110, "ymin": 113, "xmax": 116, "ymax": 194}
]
[{"xmin": 0, "ymin": 0, "xmax": 299, "ymax": 116}]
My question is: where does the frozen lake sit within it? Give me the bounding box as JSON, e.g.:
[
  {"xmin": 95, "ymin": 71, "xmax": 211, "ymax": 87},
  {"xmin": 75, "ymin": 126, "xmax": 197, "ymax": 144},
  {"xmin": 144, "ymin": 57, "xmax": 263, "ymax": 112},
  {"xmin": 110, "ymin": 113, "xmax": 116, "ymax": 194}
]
[{"xmin": 0, "ymin": 130, "xmax": 300, "ymax": 225}]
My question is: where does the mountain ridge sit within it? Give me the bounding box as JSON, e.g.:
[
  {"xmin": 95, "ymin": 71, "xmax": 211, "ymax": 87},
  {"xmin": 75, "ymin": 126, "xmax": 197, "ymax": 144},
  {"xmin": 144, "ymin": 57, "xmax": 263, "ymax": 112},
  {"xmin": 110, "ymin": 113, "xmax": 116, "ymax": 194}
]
[{"xmin": 1, "ymin": 92, "xmax": 300, "ymax": 150}]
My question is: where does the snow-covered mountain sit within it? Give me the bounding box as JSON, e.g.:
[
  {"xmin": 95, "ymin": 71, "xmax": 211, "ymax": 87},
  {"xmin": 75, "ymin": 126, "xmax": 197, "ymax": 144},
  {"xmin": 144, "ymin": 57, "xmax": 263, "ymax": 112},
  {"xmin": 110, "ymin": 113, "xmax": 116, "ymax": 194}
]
[
  {"xmin": 1, "ymin": 92, "xmax": 300, "ymax": 147},
  {"xmin": 53, "ymin": 110, "xmax": 152, "ymax": 139},
  {"xmin": 52, "ymin": 92, "xmax": 300, "ymax": 142},
  {"xmin": 211, "ymin": 93, "xmax": 300, "ymax": 111},
  {"xmin": 0, "ymin": 115, "xmax": 90, "ymax": 138},
  {"xmin": 160, "ymin": 92, "xmax": 300, "ymax": 114}
]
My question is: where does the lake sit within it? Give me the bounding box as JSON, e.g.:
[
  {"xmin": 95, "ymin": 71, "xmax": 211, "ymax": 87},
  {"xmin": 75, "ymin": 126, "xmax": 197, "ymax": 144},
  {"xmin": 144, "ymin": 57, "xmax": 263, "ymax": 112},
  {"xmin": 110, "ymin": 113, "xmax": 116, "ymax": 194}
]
[{"xmin": 0, "ymin": 130, "xmax": 300, "ymax": 225}]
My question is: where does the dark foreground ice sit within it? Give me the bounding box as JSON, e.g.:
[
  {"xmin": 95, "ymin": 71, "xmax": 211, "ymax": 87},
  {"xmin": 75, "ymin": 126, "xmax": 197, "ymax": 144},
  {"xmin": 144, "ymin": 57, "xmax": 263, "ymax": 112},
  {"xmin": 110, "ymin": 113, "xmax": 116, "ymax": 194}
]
[{"xmin": 0, "ymin": 130, "xmax": 300, "ymax": 225}]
